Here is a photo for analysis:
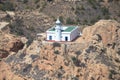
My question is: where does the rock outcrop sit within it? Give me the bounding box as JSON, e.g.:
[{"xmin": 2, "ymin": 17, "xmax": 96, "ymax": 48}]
[
  {"xmin": 81, "ymin": 20, "xmax": 120, "ymax": 46},
  {"xmin": 0, "ymin": 31, "xmax": 24, "ymax": 58}
]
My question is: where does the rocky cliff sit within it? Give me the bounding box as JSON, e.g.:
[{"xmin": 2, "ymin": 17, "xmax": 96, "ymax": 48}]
[
  {"xmin": 0, "ymin": 20, "xmax": 120, "ymax": 80},
  {"xmin": 0, "ymin": 0, "xmax": 120, "ymax": 44}
]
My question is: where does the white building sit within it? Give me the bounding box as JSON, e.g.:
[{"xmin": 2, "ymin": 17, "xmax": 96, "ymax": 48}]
[{"xmin": 46, "ymin": 19, "xmax": 80, "ymax": 41}]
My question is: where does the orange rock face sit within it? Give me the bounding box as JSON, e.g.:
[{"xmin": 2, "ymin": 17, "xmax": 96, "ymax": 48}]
[
  {"xmin": 81, "ymin": 20, "xmax": 120, "ymax": 46},
  {"xmin": 0, "ymin": 31, "xmax": 24, "ymax": 54},
  {"xmin": 0, "ymin": 61, "xmax": 25, "ymax": 80}
]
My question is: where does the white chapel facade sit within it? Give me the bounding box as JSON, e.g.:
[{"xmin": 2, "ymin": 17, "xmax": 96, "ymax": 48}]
[{"xmin": 46, "ymin": 19, "xmax": 79, "ymax": 41}]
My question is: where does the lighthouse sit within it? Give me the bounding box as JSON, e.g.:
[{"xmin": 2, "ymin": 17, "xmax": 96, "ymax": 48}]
[
  {"xmin": 55, "ymin": 18, "xmax": 62, "ymax": 41},
  {"xmin": 46, "ymin": 18, "xmax": 80, "ymax": 42}
]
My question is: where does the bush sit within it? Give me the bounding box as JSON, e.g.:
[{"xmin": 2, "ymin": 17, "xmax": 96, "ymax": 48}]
[
  {"xmin": 85, "ymin": 45, "xmax": 97, "ymax": 53},
  {"xmin": 34, "ymin": 0, "xmax": 40, "ymax": 4},
  {"xmin": 72, "ymin": 77, "xmax": 79, "ymax": 80},
  {"xmin": 53, "ymin": 42, "xmax": 61, "ymax": 47},
  {"xmin": 66, "ymin": 17, "xmax": 77, "ymax": 25},
  {"xmin": 71, "ymin": 56, "xmax": 80, "ymax": 67},
  {"xmin": 4, "ymin": 14, "xmax": 12, "ymax": 22},
  {"xmin": 109, "ymin": 70, "xmax": 118, "ymax": 79},
  {"xmin": 75, "ymin": 51, "xmax": 81, "ymax": 55},
  {"xmin": 9, "ymin": 18, "xmax": 24, "ymax": 36},
  {"xmin": 23, "ymin": 0, "xmax": 28, "ymax": 4},
  {"xmin": 28, "ymin": 26, "xmax": 35, "ymax": 32},
  {"xmin": 54, "ymin": 50, "xmax": 60, "ymax": 54},
  {"xmin": 36, "ymin": 5, "xmax": 40, "ymax": 9},
  {"xmin": 0, "ymin": 2, "xmax": 15, "ymax": 11},
  {"xmin": 59, "ymin": 16, "xmax": 64, "ymax": 23},
  {"xmin": 88, "ymin": 0, "xmax": 96, "ymax": 5},
  {"xmin": 101, "ymin": 7, "xmax": 109, "ymax": 15},
  {"xmin": 47, "ymin": 0, "xmax": 53, "ymax": 2}
]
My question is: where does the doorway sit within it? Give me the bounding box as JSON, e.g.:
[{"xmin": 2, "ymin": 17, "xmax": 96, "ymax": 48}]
[
  {"xmin": 49, "ymin": 36, "xmax": 52, "ymax": 40},
  {"xmin": 65, "ymin": 36, "xmax": 68, "ymax": 41}
]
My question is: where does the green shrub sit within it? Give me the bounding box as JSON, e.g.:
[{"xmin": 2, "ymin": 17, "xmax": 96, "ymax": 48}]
[
  {"xmin": 23, "ymin": 0, "xmax": 28, "ymax": 4},
  {"xmin": 59, "ymin": 16, "xmax": 64, "ymax": 23},
  {"xmin": 40, "ymin": 1, "xmax": 46, "ymax": 11},
  {"xmin": 75, "ymin": 10, "xmax": 79, "ymax": 15},
  {"xmin": 101, "ymin": 7, "xmax": 109, "ymax": 15},
  {"xmin": 109, "ymin": 70, "xmax": 118, "ymax": 79},
  {"xmin": 53, "ymin": 42, "xmax": 61, "ymax": 47},
  {"xmin": 0, "ymin": 2, "xmax": 15, "ymax": 11},
  {"xmin": 34, "ymin": 0, "xmax": 40, "ymax": 4},
  {"xmin": 71, "ymin": 56, "xmax": 80, "ymax": 66},
  {"xmin": 36, "ymin": 5, "xmax": 40, "ymax": 9},
  {"xmin": 88, "ymin": 0, "xmax": 96, "ymax": 5},
  {"xmin": 66, "ymin": 17, "xmax": 77, "ymax": 25},
  {"xmin": 72, "ymin": 56, "xmax": 77, "ymax": 62},
  {"xmin": 47, "ymin": 0, "xmax": 54, "ymax": 2},
  {"xmin": 28, "ymin": 26, "xmax": 35, "ymax": 32},
  {"xmin": 54, "ymin": 50, "xmax": 60, "ymax": 54},
  {"xmin": 75, "ymin": 51, "xmax": 81, "ymax": 55},
  {"xmin": 72, "ymin": 77, "xmax": 79, "ymax": 80},
  {"xmin": 98, "ymin": 0, "xmax": 104, "ymax": 2},
  {"xmin": 9, "ymin": 18, "xmax": 24, "ymax": 36},
  {"xmin": 4, "ymin": 14, "xmax": 12, "ymax": 22},
  {"xmin": 80, "ymin": 5, "xmax": 85, "ymax": 10},
  {"xmin": 83, "ymin": 19, "xmax": 88, "ymax": 25},
  {"xmin": 88, "ymin": 0, "xmax": 97, "ymax": 9},
  {"xmin": 71, "ymin": 7, "xmax": 75, "ymax": 11}
]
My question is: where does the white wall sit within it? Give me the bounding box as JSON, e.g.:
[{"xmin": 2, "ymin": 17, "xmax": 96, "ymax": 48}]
[
  {"xmin": 46, "ymin": 32, "xmax": 55, "ymax": 40},
  {"xmin": 61, "ymin": 33, "xmax": 70, "ymax": 41},
  {"xmin": 46, "ymin": 28, "xmax": 79, "ymax": 41}
]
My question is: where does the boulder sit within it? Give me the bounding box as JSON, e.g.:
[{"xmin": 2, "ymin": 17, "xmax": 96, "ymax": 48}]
[{"xmin": 8, "ymin": 39, "xmax": 24, "ymax": 52}]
